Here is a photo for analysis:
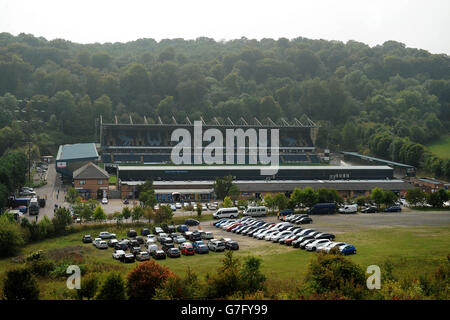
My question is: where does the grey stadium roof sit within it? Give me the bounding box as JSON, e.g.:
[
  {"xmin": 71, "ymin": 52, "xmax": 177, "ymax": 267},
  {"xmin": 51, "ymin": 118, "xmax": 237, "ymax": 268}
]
[
  {"xmin": 56, "ymin": 143, "xmax": 99, "ymax": 162},
  {"xmin": 117, "ymin": 165, "xmax": 393, "ymax": 171},
  {"xmin": 341, "ymin": 152, "xmax": 415, "ymax": 169}
]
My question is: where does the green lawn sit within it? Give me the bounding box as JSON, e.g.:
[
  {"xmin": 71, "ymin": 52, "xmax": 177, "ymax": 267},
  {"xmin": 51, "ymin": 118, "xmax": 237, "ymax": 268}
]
[
  {"xmin": 427, "ymin": 134, "xmax": 450, "ymax": 159},
  {"xmin": 0, "ymin": 224, "xmax": 449, "ymax": 299}
]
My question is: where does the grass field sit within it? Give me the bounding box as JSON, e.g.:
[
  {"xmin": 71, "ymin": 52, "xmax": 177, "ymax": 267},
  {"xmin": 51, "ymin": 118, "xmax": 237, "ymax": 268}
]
[
  {"xmin": 0, "ymin": 221, "xmax": 449, "ymax": 299},
  {"xmin": 427, "ymin": 134, "xmax": 450, "ymax": 159}
]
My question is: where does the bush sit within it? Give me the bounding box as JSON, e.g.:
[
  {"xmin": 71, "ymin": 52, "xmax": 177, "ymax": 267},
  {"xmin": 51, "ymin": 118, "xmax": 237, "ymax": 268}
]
[
  {"xmin": 303, "ymin": 252, "xmax": 366, "ymax": 299},
  {"xmin": 27, "ymin": 257, "xmax": 55, "ymax": 277},
  {"xmin": 0, "ymin": 214, "xmax": 25, "ymax": 257},
  {"xmin": 76, "ymin": 273, "xmax": 99, "ymax": 300},
  {"xmin": 3, "ymin": 268, "xmax": 40, "ymax": 300},
  {"xmin": 204, "ymin": 251, "xmax": 242, "ymax": 299},
  {"xmin": 126, "ymin": 260, "xmax": 175, "ymax": 300},
  {"xmin": 240, "ymin": 256, "xmax": 266, "ymax": 294},
  {"xmin": 154, "ymin": 267, "xmax": 202, "ymax": 300},
  {"xmin": 96, "ymin": 272, "xmax": 126, "ymax": 300}
]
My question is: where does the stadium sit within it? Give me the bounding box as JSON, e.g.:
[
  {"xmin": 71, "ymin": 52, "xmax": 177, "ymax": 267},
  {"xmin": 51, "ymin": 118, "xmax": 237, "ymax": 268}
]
[{"xmin": 99, "ymin": 115, "xmax": 412, "ymax": 202}]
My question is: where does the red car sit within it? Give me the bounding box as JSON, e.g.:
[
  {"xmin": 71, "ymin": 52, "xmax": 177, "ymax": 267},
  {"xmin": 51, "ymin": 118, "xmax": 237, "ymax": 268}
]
[
  {"xmin": 285, "ymin": 235, "xmax": 302, "ymax": 246},
  {"xmin": 180, "ymin": 244, "xmax": 195, "ymax": 256},
  {"xmin": 226, "ymin": 223, "xmax": 241, "ymax": 232}
]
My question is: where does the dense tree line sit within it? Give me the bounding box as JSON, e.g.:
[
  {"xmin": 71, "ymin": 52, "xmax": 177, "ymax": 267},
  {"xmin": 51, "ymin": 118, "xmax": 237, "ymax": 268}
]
[{"xmin": 0, "ymin": 33, "xmax": 449, "ymax": 177}]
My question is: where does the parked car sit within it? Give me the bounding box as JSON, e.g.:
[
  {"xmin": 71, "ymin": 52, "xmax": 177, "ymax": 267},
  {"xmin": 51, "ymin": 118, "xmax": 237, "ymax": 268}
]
[
  {"xmin": 82, "ymin": 235, "xmax": 92, "ymax": 243},
  {"xmin": 135, "ymin": 236, "xmax": 145, "ymax": 244},
  {"xmin": 127, "ymin": 229, "xmax": 138, "ymax": 237},
  {"xmin": 162, "ymin": 243, "xmax": 175, "ymax": 252},
  {"xmin": 141, "ymin": 228, "xmax": 151, "ymax": 236},
  {"xmin": 314, "ymin": 233, "xmax": 336, "ymax": 240},
  {"xmin": 298, "ymin": 238, "xmax": 317, "ymax": 249},
  {"xmin": 136, "ymin": 251, "xmax": 151, "ymax": 261},
  {"xmin": 362, "ymin": 206, "xmax": 378, "ymax": 213},
  {"xmin": 340, "ymin": 244, "xmax": 357, "ymax": 255},
  {"xmin": 112, "ymin": 249, "xmax": 126, "ymax": 261},
  {"xmin": 101, "ymin": 198, "xmax": 108, "ymax": 204},
  {"xmin": 174, "ymin": 235, "xmax": 187, "ymax": 244},
  {"xmin": 322, "ymin": 242, "xmax": 347, "ymax": 253},
  {"xmin": 193, "ymin": 241, "xmax": 209, "ymax": 254},
  {"xmin": 157, "ymin": 233, "xmax": 169, "ymax": 242},
  {"xmin": 93, "ymin": 238, "xmax": 102, "ymax": 247},
  {"xmin": 305, "ymin": 239, "xmax": 331, "ymax": 251},
  {"xmin": 107, "ymin": 239, "xmax": 119, "ymax": 248},
  {"xmin": 99, "ymin": 231, "xmax": 116, "ymax": 239},
  {"xmin": 123, "ymin": 199, "xmax": 129, "ymax": 205},
  {"xmin": 167, "ymin": 247, "xmax": 181, "ymax": 258},
  {"xmin": 338, "ymin": 204, "xmax": 358, "ymax": 214},
  {"xmin": 221, "ymin": 238, "xmax": 239, "ymax": 250},
  {"xmin": 97, "ymin": 241, "xmax": 108, "ymax": 249},
  {"xmin": 175, "ymin": 202, "xmax": 182, "ymax": 209},
  {"xmin": 190, "ymin": 231, "xmax": 202, "ymax": 242},
  {"xmin": 115, "ymin": 241, "xmax": 129, "ymax": 251},
  {"xmin": 308, "ymin": 203, "xmax": 337, "ymax": 214},
  {"xmin": 297, "ymin": 217, "xmax": 313, "ymax": 224},
  {"xmin": 180, "ymin": 243, "xmax": 195, "ymax": 256},
  {"xmin": 153, "ymin": 250, "xmax": 166, "ymax": 260},
  {"xmin": 147, "ymin": 244, "xmax": 159, "ymax": 255},
  {"xmin": 125, "ymin": 239, "xmax": 137, "ymax": 248},
  {"xmin": 185, "ymin": 218, "xmax": 200, "ymax": 226},
  {"xmin": 278, "ymin": 209, "xmax": 294, "ymax": 216},
  {"xmin": 200, "ymin": 231, "xmax": 213, "ymax": 240},
  {"xmin": 208, "ymin": 239, "xmax": 226, "ymax": 252},
  {"xmin": 122, "ymin": 253, "xmax": 135, "ymax": 263},
  {"xmin": 154, "ymin": 227, "xmax": 164, "ymax": 234},
  {"xmin": 145, "ymin": 236, "xmax": 157, "ymax": 246},
  {"xmin": 131, "ymin": 247, "xmax": 142, "ymax": 256},
  {"xmin": 176, "ymin": 224, "xmax": 189, "ymax": 233},
  {"xmin": 213, "ymin": 207, "xmax": 239, "ymax": 219},
  {"xmin": 384, "ymin": 206, "xmax": 402, "ymax": 212}
]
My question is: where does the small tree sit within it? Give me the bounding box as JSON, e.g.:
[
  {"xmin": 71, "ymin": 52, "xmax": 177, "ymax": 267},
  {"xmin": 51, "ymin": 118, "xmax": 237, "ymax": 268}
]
[
  {"xmin": 3, "ymin": 268, "xmax": 40, "ymax": 300},
  {"xmin": 143, "ymin": 206, "xmax": 155, "ymax": 223},
  {"xmin": 301, "ymin": 187, "xmax": 318, "ymax": 208},
  {"xmin": 131, "ymin": 206, "xmax": 144, "ymax": 222},
  {"xmin": 93, "ymin": 206, "xmax": 107, "ymax": 222},
  {"xmin": 154, "ymin": 205, "xmax": 173, "ymax": 225},
  {"xmin": 126, "ymin": 260, "xmax": 175, "ymax": 299},
  {"xmin": 52, "ymin": 207, "xmax": 73, "ymax": 235},
  {"xmin": 77, "ymin": 274, "xmax": 99, "ymax": 300},
  {"xmin": 96, "ymin": 273, "xmax": 126, "ymax": 300},
  {"xmin": 196, "ymin": 202, "xmax": 202, "ymax": 217},
  {"xmin": 80, "ymin": 205, "xmax": 93, "ymax": 222},
  {"xmin": 222, "ymin": 196, "xmax": 233, "ymax": 208},
  {"xmin": 240, "ymin": 256, "xmax": 266, "ymax": 294},
  {"xmin": 382, "ymin": 190, "xmax": 398, "ymax": 207},
  {"xmin": 406, "ymin": 188, "xmax": 426, "ymax": 207},
  {"xmin": 113, "ymin": 211, "xmax": 123, "ymax": 224},
  {"xmin": 274, "ymin": 193, "xmax": 289, "ymax": 211},
  {"xmin": 205, "ymin": 250, "xmax": 241, "ymax": 299},
  {"xmin": 0, "ymin": 215, "xmax": 25, "ymax": 257},
  {"xmin": 65, "ymin": 187, "xmax": 79, "ymax": 204},
  {"xmin": 122, "ymin": 206, "xmax": 131, "ymax": 222},
  {"xmin": 263, "ymin": 194, "xmax": 275, "ymax": 213},
  {"xmin": 371, "ymin": 187, "xmax": 385, "ymax": 210}
]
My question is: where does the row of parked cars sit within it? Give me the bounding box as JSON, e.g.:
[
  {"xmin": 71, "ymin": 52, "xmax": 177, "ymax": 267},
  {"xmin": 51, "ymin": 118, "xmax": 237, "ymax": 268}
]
[
  {"xmin": 214, "ymin": 216, "xmax": 357, "ymax": 255},
  {"xmin": 82, "ymin": 224, "xmax": 239, "ymax": 263}
]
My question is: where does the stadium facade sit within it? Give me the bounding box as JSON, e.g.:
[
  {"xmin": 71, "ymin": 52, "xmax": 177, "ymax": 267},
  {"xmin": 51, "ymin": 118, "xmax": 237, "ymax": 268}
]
[{"xmin": 99, "ymin": 115, "xmax": 413, "ymax": 202}]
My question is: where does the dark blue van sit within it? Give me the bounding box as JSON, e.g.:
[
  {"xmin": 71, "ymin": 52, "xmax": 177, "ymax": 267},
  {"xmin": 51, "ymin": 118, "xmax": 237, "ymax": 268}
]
[
  {"xmin": 279, "ymin": 209, "xmax": 294, "ymax": 216},
  {"xmin": 308, "ymin": 203, "xmax": 337, "ymax": 214}
]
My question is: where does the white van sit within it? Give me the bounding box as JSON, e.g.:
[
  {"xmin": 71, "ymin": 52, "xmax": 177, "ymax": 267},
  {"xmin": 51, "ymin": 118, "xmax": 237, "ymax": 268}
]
[
  {"xmin": 213, "ymin": 207, "xmax": 239, "ymax": 219},
  {"xmin": 243, "ymin": 206, "xmax": 267, "ymax": 217},
  {"xmin": 338, "ymin": 204, "xmax": 358, "ymax": 213}
]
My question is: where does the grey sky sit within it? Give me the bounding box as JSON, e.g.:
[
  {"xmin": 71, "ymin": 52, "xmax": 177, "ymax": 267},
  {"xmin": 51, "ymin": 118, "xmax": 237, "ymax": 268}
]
[{"xmin": 1, "ymin": 0, "xmax": 449, "ymax": 54}]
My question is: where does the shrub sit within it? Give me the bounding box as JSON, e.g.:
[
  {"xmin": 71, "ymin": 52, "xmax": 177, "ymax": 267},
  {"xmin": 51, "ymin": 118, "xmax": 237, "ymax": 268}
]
[
  {"xmin": 154, "ymin": 267, "xmax": 202, "ymax": 300},
  {"xmin": 0, "ymin": 214, "xmax": 25, "ymax": 257},
  {"xmin": 76, "ymin": 273, "xmax": 99, "ymax": 300},
  {"xmin": 3, "ymin": 268, "xmax": 40, "ymax": 300},
  {"xmin": 126, "ymin": 260, "xmax": 175, "ymax": 300},
  {"xmin": 240, "ymin": 256, "xmax": 266, "ymax": 294},
  {"xmin": 204, "ymin": 251, "xmax": 242, "ymax": 299},
  {"xmin": 96, "ymin": 272, "xmax": 126, "ymax": 300},
  {"xmin": 303, "ymin": 252, "xmax": 366, "ymax": 299}
]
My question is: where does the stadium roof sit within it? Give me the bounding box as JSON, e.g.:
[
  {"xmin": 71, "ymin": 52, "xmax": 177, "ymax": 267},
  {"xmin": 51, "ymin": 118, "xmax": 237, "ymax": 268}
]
[
  {"xmin": 56, "ymin": 143, "xmax": 99, "ymax": 162},
  {"xmin": 100, "ymin": 115, "xmax": 320, "ymax": 128},
  {"xmin": 117, "ymin": 165, "xmax": 393, "ymax": 171},
  {"xmin": 341, "ymin": 152, "xmax": 415, "ymax": 169}
]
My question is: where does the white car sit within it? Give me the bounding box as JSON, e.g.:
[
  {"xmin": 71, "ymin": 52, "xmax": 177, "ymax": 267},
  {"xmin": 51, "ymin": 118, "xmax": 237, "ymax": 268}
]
[
  {"xmin": 271, "ymin": 231, "xmax": 293, "ymax": 242},
  {"xmin": 93, "ymin": 238, "xmax": 102, "ymax": 247},
  {"xmin": 97, "ymin": 240, "xmax": 108, "ymax": 249},
  {"xmin": 170, "ymin": 204, "xmax": 177, "ymax": 211},
  {"xmin": 175, "ymin": 202, "xmax": 182, "ymax": 209},
  {"xmin": 102, "ymin": 198, "xmax": 108, "ymax": 204},
  {"xmin": 145, "ymin": 237, "xmax": 157, "ymax": 247},
  {"xmin": 146, "ymin": 244, "xmax": 159, "ymax": 254},
  {"xmin": 321, "ymin": 242, "xmax": 347, "ymax": 253},
  {"xmin": 99, "ymin": 231, "xmax": 116, "ymax": 239},
  {"xmin": 338, "ymin": 204, "xmax": 358, "ymax": 213},
  {"xmin": 305, "ymin": 239, "xmax": 331, "ymax": 252},
  {"xmin": 112, "ymin": 250, "xmax": 126, "ymax": 260},
  {"xmin": 202, "ymin": 204, "xmax": 207, "ymax": 211},
  {"xmin": 265, "ymin": 231, "xmax": 280, "ymax": 241}
]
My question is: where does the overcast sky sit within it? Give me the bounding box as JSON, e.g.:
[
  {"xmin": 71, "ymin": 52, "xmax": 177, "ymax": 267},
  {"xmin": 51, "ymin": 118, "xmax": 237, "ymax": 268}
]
[{"xmin": 1, "ymin": 0, "xmax": 449, "ymax": 54}]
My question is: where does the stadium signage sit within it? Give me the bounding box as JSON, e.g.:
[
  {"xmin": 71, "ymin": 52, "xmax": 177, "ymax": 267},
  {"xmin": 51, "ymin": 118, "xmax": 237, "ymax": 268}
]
[{"xmin": 171, "ymin": 121, "xmax": 279, "ymax": 175}]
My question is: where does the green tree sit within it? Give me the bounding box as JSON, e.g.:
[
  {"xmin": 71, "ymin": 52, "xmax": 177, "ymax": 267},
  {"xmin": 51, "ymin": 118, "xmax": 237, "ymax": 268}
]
[
  {"xmin": 382, "ymin": 190, "xmax": 398, "ymax": 207},
  {"xmin": 154, "ymin": 205, "xmax": 173, "ymax": 225},
  {"xmin": 52, "ymin": 207, "xmax": 72, "ymax": 235},
  {"xmin": 65, "ymin": 187, "xmax": 79, "ymax": 204},
  {"xmin": 274, "ymin": 193, "xmax": 289, "ymax": 211},
  {"xmin": 406, "ymin": 188, "xmax": 427, "ymax": 207},
  {"xmin": 222, "ymin": 196, "xmax": 233, "ymax": 208},
  {"xmin": 131, "ymin": 206, "xmax": 144, "ymax": 222},
  {"xmin": 213, "ymin": 176, "xmax": 236, "ymax": 200},
  {"xmin": 96, "ymin": 273, "xmax": 126, "ymax": 300},
  {"xmin": 371, "ymin": 187, "xmax": 385, "ymax": 210},
  {"xmin": 93, "ymin": 206, "xmax": 107, "ymax": 222},
  {"xmin": 0, "ymin": 215, "xmax": 24, "ymax": 257},
  {"xmin": 122, "ymin": 206, "xmax": 131, "ymax": 222},
  {"xmin": 263, "ymin": 194, "xmax": 275, "ymax": 212},
  {"xmin": 77, "ymin": 274, "xmax": 99, "ymax": 300},
  {"xmin": 301, "ymin": 187, "xmax": 319, "ymax": 208},
  {"xmin": 239, "ymin": 256, "xmax": 266, "ymax": 294},
  {"xmin": 2, "ymin": 268, "xmax": 40, "ymax": 300}
]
